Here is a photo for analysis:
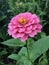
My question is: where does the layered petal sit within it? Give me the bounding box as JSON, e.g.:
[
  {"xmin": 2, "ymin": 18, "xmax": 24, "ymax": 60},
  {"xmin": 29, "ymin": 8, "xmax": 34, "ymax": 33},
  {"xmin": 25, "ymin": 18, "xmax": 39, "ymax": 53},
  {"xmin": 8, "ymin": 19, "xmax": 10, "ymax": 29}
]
[
  {"xmin": 29, "ymin": 31, "xmax": 37, "ymax": 37},
  {"xmin": 8, "ymin": 12, "xmax": 42, "ymax": 42},
  {"xmin": 20, "ymin": 35, "xmax": 28, "ymax": 42}
]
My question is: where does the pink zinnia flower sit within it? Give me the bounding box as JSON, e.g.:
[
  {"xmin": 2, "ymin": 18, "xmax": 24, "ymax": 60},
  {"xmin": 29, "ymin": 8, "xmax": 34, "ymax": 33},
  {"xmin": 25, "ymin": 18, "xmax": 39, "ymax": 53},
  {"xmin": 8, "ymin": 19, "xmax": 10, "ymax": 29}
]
[{"xmin": 8, "ymin": 12, "xmax": 42, "ymax": 42}]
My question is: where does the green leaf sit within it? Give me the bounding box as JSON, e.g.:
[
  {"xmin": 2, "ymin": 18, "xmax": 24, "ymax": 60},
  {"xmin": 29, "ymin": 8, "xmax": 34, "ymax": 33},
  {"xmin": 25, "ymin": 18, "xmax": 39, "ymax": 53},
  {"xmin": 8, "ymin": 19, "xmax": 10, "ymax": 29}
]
[
  {"xmin": 17, "ymin": 47, "xmax": 34, "ymax": 65},
  {"xmin": 0, "ymin": 61, "xmax": 4, "ymax": 65},
  {"xmin": 8, "ymin": 47, "xmax": 33, "ymax": 65},
  {"xmin": 8, "ymin": 0, "xmax": 15, "ymax": 10},
  {"xmin": 18, "ymin": 47, "xmax": 28, "ymax": 57},
  {"xmin": 41, "ymin": 32, "xmax": 46, "ymax": 38},
  {"xmin": 2, "ymin": 38, "xmax": 26, "ymax": 47},
  {"xmin": 29, "ymin": 36, "xmax": 49, "ymax": 62},
  {"xmin": 8, "ymin": 54, "xmax": 19, "ymax": 61},
  {"xmin": 16, "ymin": 56, "xmax": 33, "ymax": 65},
  {"xmin": 27, "ymin": 38, "xmax": 35, "ymax": 45},
  {"xmin": 0, "ymin": 49, "xmax": 7, "ymax": 56},
  {"xmin": 8, "ymin": 0, "xmax": 16, "ymax": 14},
  {"xmin": 0, "ymin": 16, "xmax": 6, "ymax": 21}
]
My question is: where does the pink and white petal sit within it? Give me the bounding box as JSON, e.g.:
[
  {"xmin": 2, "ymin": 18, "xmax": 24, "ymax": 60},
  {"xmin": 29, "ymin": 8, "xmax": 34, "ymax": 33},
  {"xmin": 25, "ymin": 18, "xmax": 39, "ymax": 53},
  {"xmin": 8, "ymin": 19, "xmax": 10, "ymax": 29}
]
[
  {"xmin": 29, "ymin": 31, "xmax": 37, "ymax": 37},
  {"xmin": 12, "ymin": 29, "xmax": 18, "ymax": 33},
  {"xmin": 24, "ymin": 20, "xmax": 34, "ymax": 27},
  {"xmin": 32, "ymin": 25, "xmax": 37, "ymax": 30},
  {"xmin": 36, "ymin": 29, "xmax": 41, "ymax": 33},
  {"xmin": 18, "ymin": 27, "xmax": 25, "ymax": 32},
  {"xmin": 20, "ymin": 35, "xmax": 28, "ymax": 42},
  {"xmin": 24, "ymin": 23, "xmax": 31, "ymax": 27},
  {"xmin": 17, "ymin": 24, "xmax": 23, "ymax": 27},
  {"xmin": 37, "ymin": 24, "xmax": 42, "ymax": 29},
  {"xmin": 10, "ymin": 16, "xmax": 16, "ymax": 23},
  {"xmin": 17, "ymin": 33, "xmax": 25, "ymax": 37},
  {"xmin": 32, "ymin": 14, "xmax": 37, "ymax": 18},
  {"xmin": 8, "ymin": 29, "xmax": 13, "ymax": 35},
  {"xmin": 8, "ymin": 24, "xmax": 17, "ymax": 30},
  {"xmin": 12, "ymin": 26, "xmax": 17, "ymax": 29},
  {"xmin": 34, "ymin": 17, "xmax": 40, "ymax": 23},
  {"xmin": 12, "ymin": 34, "xmax": 18, "ymax": 39},
  {"xmin": 27, "ymin": 25, "xmax": 32, "ymax": 31},
  {"xmin": 32, "ymin": 14, "xmax": 40, "ymax": 23},
  {"xmin": 24, "ymin": 12, "xmax": 32, "ymax": 20},
  {"xmin": 8, "ymin": 25, "xmax": 13, "ymax": 29},
  {"xmin": 12, "ymin": 32, "xmax": 24, "ymax": 39},
  {"xmin": 25, "ymin": 30, "xmax": 32, "ymax": 34},
  {"xmin": 35, "ymin": 17, "xmax": 40, "ymax": 23}
]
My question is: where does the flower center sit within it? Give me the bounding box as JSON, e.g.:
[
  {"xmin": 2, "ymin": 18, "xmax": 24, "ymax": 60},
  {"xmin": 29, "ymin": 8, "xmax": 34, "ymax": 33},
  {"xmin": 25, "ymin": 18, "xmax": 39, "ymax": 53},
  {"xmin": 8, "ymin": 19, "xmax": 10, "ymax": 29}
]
[{"xmin": 18, "ymin": 17, "xmax": 28, "ymax": 24}]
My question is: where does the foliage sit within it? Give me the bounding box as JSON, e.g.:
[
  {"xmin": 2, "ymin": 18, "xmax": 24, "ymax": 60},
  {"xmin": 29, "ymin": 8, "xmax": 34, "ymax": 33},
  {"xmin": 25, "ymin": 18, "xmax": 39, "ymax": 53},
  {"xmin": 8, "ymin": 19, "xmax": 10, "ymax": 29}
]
[{"xmin": 0, "ymin": 0, "xmax": 49, "ymax": 65}]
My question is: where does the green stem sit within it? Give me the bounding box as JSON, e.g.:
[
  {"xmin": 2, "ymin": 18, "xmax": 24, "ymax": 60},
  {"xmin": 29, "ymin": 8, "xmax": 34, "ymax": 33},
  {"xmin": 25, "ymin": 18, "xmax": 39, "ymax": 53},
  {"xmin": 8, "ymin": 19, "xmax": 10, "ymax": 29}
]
[
  {"xmin": 26, "ymin": 40, "xmax": 34, "ymax": 64},
  {"xmin": 26, "ymin": 40, "xmax": 30, "ymax": 59}
]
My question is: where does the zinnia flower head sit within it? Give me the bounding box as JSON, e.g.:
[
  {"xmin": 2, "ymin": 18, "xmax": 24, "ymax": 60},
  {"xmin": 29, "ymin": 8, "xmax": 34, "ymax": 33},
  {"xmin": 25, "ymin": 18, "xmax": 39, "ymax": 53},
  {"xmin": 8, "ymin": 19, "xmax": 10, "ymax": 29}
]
[{"xmin": 8, "ymin": 12, "xmax": 42, "ymax": 42}]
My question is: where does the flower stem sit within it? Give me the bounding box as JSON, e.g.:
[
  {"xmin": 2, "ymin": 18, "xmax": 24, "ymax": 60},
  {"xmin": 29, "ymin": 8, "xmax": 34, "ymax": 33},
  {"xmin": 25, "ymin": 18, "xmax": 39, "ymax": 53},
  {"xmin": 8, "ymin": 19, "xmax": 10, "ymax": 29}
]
[
  {"xmin": 26, "ymin": 40, "xmax": 30, "ymax": 59},
  {"xmin": 26, "ymin": 40, "xmax": 34, "ymax": 64}
]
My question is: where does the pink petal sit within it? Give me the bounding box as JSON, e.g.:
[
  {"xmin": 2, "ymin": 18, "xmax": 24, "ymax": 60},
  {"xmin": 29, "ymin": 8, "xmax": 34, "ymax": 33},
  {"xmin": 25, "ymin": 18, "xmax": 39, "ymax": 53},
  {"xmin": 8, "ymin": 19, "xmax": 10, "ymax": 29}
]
[
  {"xmin": 18, "ymin": 27, "xmax": 25, "ymax": 32},
  {"xmin": 37, "ymin": 24, "xmax": 42, "ymax": 29},
  {"xmin": 29, "ymin": 31, "xmax": 37, "ymax": 37},
  {"xmin": 12, "ymin": 34, "xmax": 18, "ymax": 39},
  {"xmin": 12, "ymin": 33, "xmax": 24, "ymax": 39},
  {"xmin": 17, "ymin": 24, "xmax": 23, "ymax": 27},
  {"xmin": 20, "ymin": 35, "xmax": 28, "ymax": 42},
  {"xmin": 32, "ymin": 14, "xmax": 40, "ymax": 23},
  {"xmin": 8, "ymin": 12, "xmax": 42, "ymax": 40},
  {"xmin": 32, "ymin": 25, "xmax": 37, "ymax": 30},
  {"xmin": 17, "ymin": 33, "xmax": 24, "ymax": 37},
  {"xmin": 36, "ymin": 29, "xmax": 41, "ymax": 33},
  {"xmin": 35, "ymin": 17, "xmax": 40, "ymax": 23},
  {"xmin": 27, "ymin": 25, "xmax": 32, "ymax": 31},
  {"xmin": 25, "ymin": 30, "xmax": 32, "ymax": 34},
  {"xmin": 13, "ymin": 29, "xmax": 18, "ymax": 33},
  {"xmin": 8, "ymin": 29, "xmax": 12, "ymax": 35},
  {"xmin": 8, "ymin": 23, "xmax": 17, "ymax": 30},
  {"xmin": 24, "ymin": 20, "xmax": 34, "ymax": 27},
  {"xmin": 32, "ymin": 14, "xmax": 37, "ymax": 18}
]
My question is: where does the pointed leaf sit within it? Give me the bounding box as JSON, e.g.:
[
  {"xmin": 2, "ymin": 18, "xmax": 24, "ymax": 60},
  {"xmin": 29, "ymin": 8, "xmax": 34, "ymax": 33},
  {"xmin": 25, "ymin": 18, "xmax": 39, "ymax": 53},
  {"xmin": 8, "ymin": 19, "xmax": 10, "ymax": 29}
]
[
  {"xmin": 2, "ymin": 39, "xmax": 26, "ymax": 47},
  {"xmin": 18, "ymin": 47, "xmax": 28, "ymax": 57},
  {"xmin": 29, "ymin": 36, "xmax": 49, "ymax": 62},
  {"xmin": 16, "ymin": 56, "xmax": 33, "ymax": 65},
  {"xmin": 8, "ymin": 54, "xmax": 19, "ymax": 61}
]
